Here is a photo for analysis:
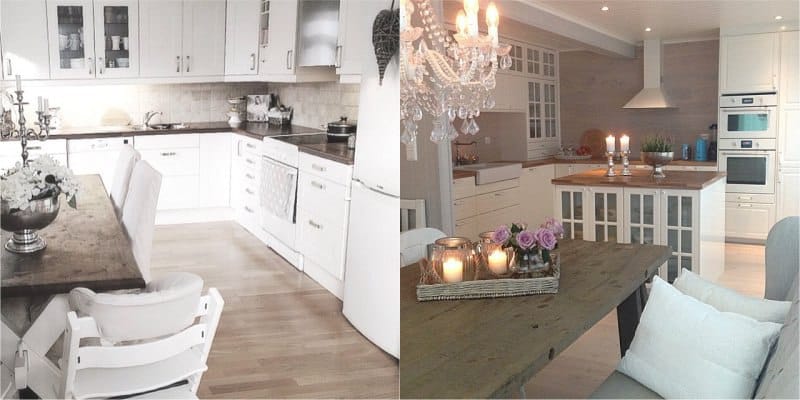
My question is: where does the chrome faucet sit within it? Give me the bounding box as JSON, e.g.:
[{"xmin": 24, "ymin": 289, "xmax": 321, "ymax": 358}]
[{"xmin": 143, "ymin": 111, "xmax": 162, "ymax": 128}]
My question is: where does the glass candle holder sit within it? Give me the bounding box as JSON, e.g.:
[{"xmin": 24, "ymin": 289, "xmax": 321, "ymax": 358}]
[
  {"xmin": 475, "ymin": 231, "xmax": 512, "ymax": 276},
  {"xmin": 431, "ymin": 237, "xmax": 475, "ymax": 283}
]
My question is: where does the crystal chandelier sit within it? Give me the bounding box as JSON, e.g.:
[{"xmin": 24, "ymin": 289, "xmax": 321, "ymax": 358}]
[{"xmin": 400, "ymin": 0, "xmax": 511, "ymax": 144}]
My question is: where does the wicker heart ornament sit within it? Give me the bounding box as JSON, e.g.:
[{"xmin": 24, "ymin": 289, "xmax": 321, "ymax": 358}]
[{"xmin": 372, "ymin": 2, "xmax": 399, "ymax": 85}]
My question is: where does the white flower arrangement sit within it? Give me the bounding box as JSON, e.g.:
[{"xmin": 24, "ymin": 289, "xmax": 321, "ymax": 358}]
[{"xmin": 1, "ymin": 154, "xmax": 79, "ymax": 211}]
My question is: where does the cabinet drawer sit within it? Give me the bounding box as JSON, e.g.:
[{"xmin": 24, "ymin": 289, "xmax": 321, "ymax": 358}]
[
  {"xmin": 134, "ymin": 134, "xmax": 199, "ymax": 150},
  {"xmin": 158, "ymin": 175, "xmax": 200, "ymax": 210},
  {"xmin": 475, "ymin": 178, "xmax": 519, "ymax": 195},
  {"xmin": 263, "ymin": 138, "xmax": 298, "ymax": 167},
  {"xmin": 725, "ymin": 193, "xmax": 775, "ymax": 204},
  {"xmin": 68, "ymin": 137, "xmax": 133, "ymax": 152},
  {"xmin": 475, "ymin": 187, "xmax": 520, "ymax": 214},
  {"xmin": 236, "ymin": 152, "xmax": 261, "ymax": 170},
  {"xmin": 452, "ymin": 177, "xmax": 476, "ymax": 199},
  {"xmin": 297, "ymin": 173, "xmax": 348, "ymax": 222},
  {"xmin": 0, "ymin": 139, "xmax": 67, "ymax": 157},
  {"xmin": 454, "ymin": 217, "xmax": 478, "ymax": 240},
  {"xmin": 725, "ymin": 201, "xmax": 775, "ymax": 240},
  {"xmin": 234, "ymin": 135, "xmax": 263, "ymax": 157},
  {"xmin": 297, "ymin": 208, "xmax": 347, "ymax": 279},
  {"xmin": 299, "ymin": 152, "xmax": 353, "ymax": 184},
  {"xmin": 476, "ymin": 205, "xmax": 520, "ymax": 232},
  {"xmin": 453, "ymin": 197, "xmax": 477, "ymax": 221},
  {"xmin": 140, "ymin": 148, "xmax": 200, "ymax": 176}
]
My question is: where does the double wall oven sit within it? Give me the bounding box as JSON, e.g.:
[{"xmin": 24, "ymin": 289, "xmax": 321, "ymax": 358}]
[{"xmin": 718, "ymin": 93, "xmax": 778, "ymax": 241}]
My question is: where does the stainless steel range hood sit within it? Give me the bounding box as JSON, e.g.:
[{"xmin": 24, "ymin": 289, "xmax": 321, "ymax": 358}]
[{"xmin": 623, "ymin": 39, "xmax": 676, "ymax": 109}]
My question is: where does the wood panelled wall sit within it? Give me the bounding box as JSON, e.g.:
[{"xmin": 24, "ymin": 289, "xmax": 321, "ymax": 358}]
[{"xmin": 559, "ymin": 40, "xmax": 719, "ymax": 158}]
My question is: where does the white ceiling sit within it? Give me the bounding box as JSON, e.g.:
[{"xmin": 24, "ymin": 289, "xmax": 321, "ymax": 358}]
[{"xmin": 529, "ymin": 0, "xmax": 799, "ymax": 43}]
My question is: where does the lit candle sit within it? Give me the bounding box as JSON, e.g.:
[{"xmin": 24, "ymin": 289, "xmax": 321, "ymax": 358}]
[
  {"xmin": 620, "ymin": 134, "xmax": 630, "ymax": 152},
  {"xmin": 15, "ymin": 75, "xmax": 21, "ymax": 92},
  {"xmin": 486, "ymin": 2, "xmax": 499, "ymax": 46},
  {"xmin": 606, "ymin": 134, "xmax": 616, "ymax": 153},
  {"xmin": 487, "ymin": 249, "xmax": 508, "ymax": 274},
  {"xmin": 442, "ymin": 257, "xmax": 464, "ymax": 283},
  {"xmin": 456, "ymin": 10, "xmax": 467, "ymax": 37},
  {"xmin": 463, "ymin": 0, "xmax": 479, "ymax": 37},
  {"xmin": 43, "ymin": 98, "xmax": 49, "ymax": 113},
  {"xmin": 38, "ymin": 96, "xmax": 43, "ymax": 112}
]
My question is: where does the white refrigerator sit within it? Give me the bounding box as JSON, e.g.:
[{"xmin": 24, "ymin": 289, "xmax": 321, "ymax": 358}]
[{"xmin": 342, "ymin": 53, "xmax": 400, "ymax": 358}]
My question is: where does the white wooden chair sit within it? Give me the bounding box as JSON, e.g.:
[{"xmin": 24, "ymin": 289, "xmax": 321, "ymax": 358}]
[
  {"xmin": 61, "ymin": 272, "xmax": 223, "ymax": 399},
  {"xmin": 400, "ymin": 198, "xmax": 426, "ymax": 232},
  {"xmin": 121, "ymin": 161, "xmax": 162, "ymax": 283},
  {"xmin": 109, "ymin": 144, "xmax": 141, "ymax": 217},
  {"xmin": 401, "ymin": 227, "xmax": 446, "ymax": 266}
]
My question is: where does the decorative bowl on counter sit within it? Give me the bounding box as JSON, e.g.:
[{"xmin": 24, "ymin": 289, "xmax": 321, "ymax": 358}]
[
  {"xmin": 1, "ymin": 193, "xmax": 61, "ymax": 253},
  {"xmin": 641, "ymin": 152, "xmax": 674, "ymax": 178}
]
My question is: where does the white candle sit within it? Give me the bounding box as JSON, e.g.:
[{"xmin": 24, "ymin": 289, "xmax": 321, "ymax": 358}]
[
  {"xmin": 606, "ymin": 134, "xmax": 616, "ymax": 153},
  {"xmin": 456, "ymin": 10, "xmax": 467, "ymax": 37},
  {"xmin": 487, "ymin": 249, "xmax": 508, "ymax": 274},
  {"xmin": 15, "ymin": 75, "xmax": 21, "ymax": 91},
  {"xmin": 486, "ymin": 3, "xmax": 499, "ymax": 46},
  {"xmin": 38, "ymin": 96, "xmax": 43, "ymax": 112},
  {"xmin": 620, "ymin": 134, "xmax": 630, "ymax": 152},
  {"xmin": 463, "ymin": 0, "xmax": 479, "ymax": 36},
  {"xmin": 43, "ymin": 98, "xmax": 49, "ymax": 112},
  {"xmin": 442, "ymin": 258, "xmax": 464, "ymax": 283}
]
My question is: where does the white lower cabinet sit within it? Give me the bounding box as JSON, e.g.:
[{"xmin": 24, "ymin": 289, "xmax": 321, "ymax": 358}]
[
  {"xmin": 777, "ymin": 168, "xmax": 800, "ymax": 220},
  {"xmin": 555, "ymin": 185, "xmax": 587, "ymax": 240},
  {"xmin": 555, "ymin": 186, "xmax": 622, "ymax": 242},
  {"xmin": 451, "ymin": 177, "xmax": 520, "ymax": 239},
  {"xmin": 0, "ymin": 139, "xmax": 68, "ymax": 171},
  {"xmin": 67, "ymin": 136, "xmax": 134, "ymax": 194},
  {"xmin": 296, "ymin": 152, "xmax": 352, "ymax": 299},
  {"xmin": 725, "ymin": 201, "xmax": 776, "ymax": 241},
  {"xmin": 198, "ymin": 133, "xmax": 231, "ymax": 207},
  {"xmin": 230, "ymin": 134, "xmax": 262, "ymax": 236},
  {"xmin": 660, "ymin": 190, "xmax": 699, "ymax": 283},
  {"xmin": 518, "ymin": 164, "xmax": 554, "ymax": 226}
]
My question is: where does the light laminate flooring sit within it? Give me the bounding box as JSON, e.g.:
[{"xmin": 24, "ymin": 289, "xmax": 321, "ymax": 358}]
[
  {"xmin": 150, "ymin": 222, "xmax": 398, "ymax": 399},
  {"xmin": 523, "ymin": 242, "xmax": 767, "ymax": 398}
]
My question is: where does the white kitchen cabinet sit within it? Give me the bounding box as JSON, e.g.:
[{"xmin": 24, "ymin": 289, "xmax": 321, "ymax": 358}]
[
  {"xmin": 454, "ymin": 216, "xmax": 478, "ymax": 240},
  {"xmin": 224, "ymin": 0, "xmax": 261, "ymax": 76},
  {"xmin": 554, "ymin": 163, "xmax": 604, "ymax": 178},
  {"xmin": 1, "ymin": 0, "xmax": 50, "ymax": 80},
  {"xmin": 66, "ymin": 136, "xmax": 133, "ymax": 193},
  {"xmin": 0, "ymin": 139, "xmax": 68, "ymax": 171},
  {"xmin": 135, "ymin": 134, "xmax": 200, "ymax": 210},
  {"xmin": 623, "ymin": 188, "xmax": 661, "ymax": 246},
  {"xmin": 518, "ymin": 164, "xmax": 554, "ymax": 226},
  {"xmin": 489, "ymin": 72, "xmax": 526, "ymax": 112},
  {"xmin": 525, "ymin": 45, "xmax": 557, "ymax": 80},
  {"xmin": 451, "ymin": 177, "xmax": 520, "ymax": 239},
  {"xmin": 139, "ymin": 0, "xmax": 225, "ymax": 78},
  {"xmin": 725, "ymin": 201, "xmax": 775, "ymax": 242},
  {"xmin": 555, "ymin": 186, "xmax": 586, "ymax": 240},
  {"xmin": 92, "ymin": 0, "xmax": 139, "ymax": 78},
  {"xmin": 526, "ymin": 78, "xmax": 559, "ymax": 159},
  {"xmin": 777, "ymin": 168, "xmax": 800, "ymax": 221},
  {"xmin": 230, "ymin": 134, "xmax": 263, "ymax": 236},
  {"xmin": 556, "ymin": 185, "xmax": 622, "ymax": 242},
  {"xmin": 198, "ymin": 133, "xmax": 231, "ymax": 207},
  {"xmin": 780, "ymin": 31, "xmax": 799, "ymax": 105},
  {"xmin": 46, "ymin": 0, "xmax": 96, "ymax": 79},
  {"xmin": 661, "ymin": 190, "xmax": 700, "ymax": 282},
  {"xmin": 335, "ymin": 0, "xmax": 384, "ymax": 83},
  {"xmin": 779, "ymin": 105, "xmax": 800, "ymax": 168},
  {"xmin": 719, "ymin": 33, "xmax": 779, "ymax": 94},
  {"xmin": 258, "ymin": 0, "xmax": 298, "ymax": 78}
]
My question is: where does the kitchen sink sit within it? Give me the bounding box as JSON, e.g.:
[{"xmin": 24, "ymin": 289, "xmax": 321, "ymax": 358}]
[
  {"xmin": 454, "ymin": 162, "xmax": 522, "ymax": 184},
  {"xmin": 134, "ymin": 123, "xmax": 188, "ymax": 131}
]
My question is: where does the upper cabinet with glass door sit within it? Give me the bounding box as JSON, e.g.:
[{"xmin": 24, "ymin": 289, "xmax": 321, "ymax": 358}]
[
  {"xmin": 93, "ymin": 0, "xmax": 139, "ymax": 78},
  {"xmin": 47, "ymin": 0, "xmax": 96, "ymax": 79}
]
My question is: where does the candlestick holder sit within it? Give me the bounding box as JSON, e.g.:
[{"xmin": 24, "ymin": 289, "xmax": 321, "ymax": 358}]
[
  {"xmin": 0, "ymin": 88, "xmax": 53, "ymax": 166},
  {"xmin": 619, "ymin": 150, "xmax": 632, "ymax": 176},
  {"xmin": 605, "ymin": 151, "xmax": 616, "ymax": 177}
]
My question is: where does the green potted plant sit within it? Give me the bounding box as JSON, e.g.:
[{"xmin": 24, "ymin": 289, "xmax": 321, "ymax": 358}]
[{"xmin": 640, "ymin": 135, "xmax": 674, "ymax": 178}]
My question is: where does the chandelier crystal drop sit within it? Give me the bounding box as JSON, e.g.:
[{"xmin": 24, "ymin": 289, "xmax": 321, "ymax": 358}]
[{"xmin": 400, "ymin": 0, "xmax": 511, "ymax": 143}]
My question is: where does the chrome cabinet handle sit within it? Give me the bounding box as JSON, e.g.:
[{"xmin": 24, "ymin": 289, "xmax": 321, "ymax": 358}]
[
  {"xmin": 160, "ymin": 151, "xmax": 177, "ymax": 156},
  {"xmin": 738, "ymin": 203, "xmax": 752, "ymax": 208},
  {"xmin": 250, "ymin": 53, "xmax": 256, "ymax": 70},
  {"xmin": 246, "ymin": 158, "xmax": 255, "ymax": 165},
  {"xmin": 245, "ymin": 173, "xmax": 255, "ymax": 179},
  {"xmin": 27, "ymin": 146, "xmax": 42, "ymax": 151},
  {"xmin": 738, "ymin": 195, "xmax": 752, "ymax": 200},
  {"xmin": 311, "ymin": 164, "xmax": 326, "ymax": 172},
  {"xmin": 245, "ymin": 188, "xmax": 255, "ymax": 195},
  {"xmin": 176, "ymin": 56, "xmax": 181, "ymax": 73},
  {"xmin": 335, "ymin": 45, "xmax": 342, "ymax": 67},
  {"xmin": 308, "ymin": 220, "xmax": 322, "ymax": 230},
  {"xmin": 310, "ymin": 181, "xmax": 325, "ymax": 190},
  {"xmin": 246, "ymin": 142, "xmax": 257, "ymax": 149},
  {"xmin": 186, "ymin": 55, "xmax": 190, "ymax": 72},
  {"xmin": 98, "ymin": 57, "xmax": 104, "ymax": 74},
  {"xmin": 87, "ymin": 58, "xmax": 93, "ymax": 74},
  {"xmin": 6, "ymin": 59, "xmax": 12, "ymax": 75},
  {"xmin": 90, "ymin": 142, "xmax": 109, "ymax": 149},
  {"xmin": 244, "ymin": 206, "xmax": 254, "ymax": 213},
  {"xmin": 286, "ymin": 50, "xmax": 293, "ymax": 70}
]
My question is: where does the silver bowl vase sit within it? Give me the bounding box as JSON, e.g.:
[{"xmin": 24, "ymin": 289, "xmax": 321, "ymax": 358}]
[
  {"xmin": 641, "ymin": 152, "xmax": 674, "ymax": 178},
  {"xmin": 1, "ymin": 193, "xmax": 61, "ymax": 253}
]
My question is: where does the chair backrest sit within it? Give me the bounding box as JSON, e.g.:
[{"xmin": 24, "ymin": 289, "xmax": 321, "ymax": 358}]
[
  {"xmin": 401, "ymin": 227, "xmax": 446, "ymax": 266},
  {"xmin": 109, "ymin": 144, "xmax": 141, "ymax": 217},
  {"xmin": 121, "ymin": 160, "xmax": 162, "ymax": 283},
  {"xmin": 401, "ymin": 198, "xmax": 426, "ymax": 231},
  {"xmin": 765, "ymin": 216, "xmax": 799, "ymax": 301},
  {"xmin": 62, "ymin": 273, "xmax": 224, "ymax": 399}
]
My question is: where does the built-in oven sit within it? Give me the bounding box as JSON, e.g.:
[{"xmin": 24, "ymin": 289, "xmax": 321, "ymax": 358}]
[
  {"xmin": 718, "ymin": 138, "xmax": 776, "ymax": 194},
  {"xmin": 718, "ymin": 93, "xmax": 778, "ymax": 140}
]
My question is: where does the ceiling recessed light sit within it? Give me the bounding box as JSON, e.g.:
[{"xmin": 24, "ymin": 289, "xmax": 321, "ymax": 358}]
[
  {"xmin": 645, "ymin": 27, "xmax": 652, "ymax": 32},
  {"xmin": 601, "ymin": 5, "xmax": 609, "ymax": 12},
  {"xmin": 781, "ymin": 25, "xmax": 787, "ymax": 30},
  {"xmin": 775, "ymin": 15, "xmax": 783, "ymax": 20}
]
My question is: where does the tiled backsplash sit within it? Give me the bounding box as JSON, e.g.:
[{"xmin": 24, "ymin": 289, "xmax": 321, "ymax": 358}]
[{"xmin": 3, "ymin": 81, "xmax": 360, "ymax": 130}]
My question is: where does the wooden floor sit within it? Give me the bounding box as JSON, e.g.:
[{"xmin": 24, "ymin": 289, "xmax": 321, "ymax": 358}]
[
  {"xmin": 523, "ymin": 243, "xmax": 766, "ymax": 398},
  {"xmin": 150, "ymin": 222, "xmax": 398, "ymax": 399}
]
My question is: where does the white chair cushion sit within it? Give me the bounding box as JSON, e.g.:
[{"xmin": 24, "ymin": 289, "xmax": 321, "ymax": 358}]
[
  {"xmin": 616, "ymin": 276, "xmax": 782, "ymax": 399},
  {"xmin": 674, "ymin": 268, "xmax": 791, "ymax": 323},
  {"xmin": 110, "ymin": 144, "xmax": 141, "ymax": 216},
  {"xmin": 69, "ymin": 272, "xmax": 203, "ymax": 343},
  {"xmin": 121, "ymin": 160, "xmax": 162, "ymax": 283},
  {"xmin": 400, "ymin": 228, "xmax": 446, "ymax": 266}
]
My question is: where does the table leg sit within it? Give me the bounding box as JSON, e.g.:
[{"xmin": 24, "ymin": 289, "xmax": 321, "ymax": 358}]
[{"xmin": 616, "ymin": 284, "xmax": 647, "ymax": 357}]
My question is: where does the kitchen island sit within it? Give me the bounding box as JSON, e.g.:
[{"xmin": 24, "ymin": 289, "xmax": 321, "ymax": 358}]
[{"xmin": 551, "ymin": 168, "xmax": 726, "ymax": 283}]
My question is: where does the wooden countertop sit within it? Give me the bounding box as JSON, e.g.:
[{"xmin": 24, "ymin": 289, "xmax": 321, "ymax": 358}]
[
  {"xmin": 400, "ymin": 239, "xmax": 671, "ymax": 398},
  {"xmin": 551, "ymin": 168, "xmax": 726, "ymax": 190}
]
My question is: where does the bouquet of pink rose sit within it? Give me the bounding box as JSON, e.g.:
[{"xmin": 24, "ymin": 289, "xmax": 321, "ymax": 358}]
[{"xmin": 491, "ymin": 217, "xmax": 564, "ymax": 266}]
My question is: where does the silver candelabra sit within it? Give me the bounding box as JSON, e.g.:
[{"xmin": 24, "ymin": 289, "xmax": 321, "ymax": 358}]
[{"xmin": 1, "ymin": 79, "xmax": 52, "ymax": 166}]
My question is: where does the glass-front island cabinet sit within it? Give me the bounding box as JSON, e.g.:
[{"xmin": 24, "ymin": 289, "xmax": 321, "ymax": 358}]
[{"xmin": 554, "ymin": 169, "xmax": 727, "ymax": 283}]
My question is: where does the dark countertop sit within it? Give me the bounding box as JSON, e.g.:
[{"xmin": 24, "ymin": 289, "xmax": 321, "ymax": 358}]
[
  {"xmin": 551, "ymin": 168, "xmax": 726, "ymax": 190},
  {"xmin": 38, "ymin": 121, "xmax": 354, "ymax": 165}
]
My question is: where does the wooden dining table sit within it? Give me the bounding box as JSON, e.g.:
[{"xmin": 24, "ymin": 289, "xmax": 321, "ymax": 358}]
[
  {"xmin": 1, "ymin": 174, "xmax": 145, "ymax": 399},
  {"xmin": 400, "ymin": 239, "xmax": 671, "ymax": 399}
]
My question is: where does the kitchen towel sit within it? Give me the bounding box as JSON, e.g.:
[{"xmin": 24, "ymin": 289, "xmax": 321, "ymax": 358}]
[{"xmin": 260, "ymin": 157, "xmax": 297, "ymax": 223}]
